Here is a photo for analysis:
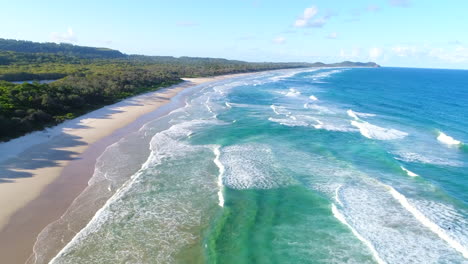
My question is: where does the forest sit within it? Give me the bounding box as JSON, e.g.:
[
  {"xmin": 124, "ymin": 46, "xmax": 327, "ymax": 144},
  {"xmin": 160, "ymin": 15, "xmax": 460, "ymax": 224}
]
[{"xmin": 0, "ymin": 38, "xmax": 378, "ymax": 141}]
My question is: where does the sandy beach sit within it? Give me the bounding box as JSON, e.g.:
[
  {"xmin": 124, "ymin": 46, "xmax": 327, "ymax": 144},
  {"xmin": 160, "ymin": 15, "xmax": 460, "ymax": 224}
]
[{"xmin": 0, "ymin": 73, "xmax": 248, "ymax": 264}]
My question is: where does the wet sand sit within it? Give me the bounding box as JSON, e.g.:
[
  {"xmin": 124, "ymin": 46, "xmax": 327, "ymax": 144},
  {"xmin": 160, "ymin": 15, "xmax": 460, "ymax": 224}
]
[{"xmin": 0, "ymin": 74, "xmax": 249, "ymax": 264}]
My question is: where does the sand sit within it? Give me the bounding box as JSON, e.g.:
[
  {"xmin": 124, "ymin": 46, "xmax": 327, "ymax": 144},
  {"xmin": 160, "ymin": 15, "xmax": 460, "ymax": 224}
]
[{"xmin": 0, "ymin": 73, "xmax": 250, "ymax": 264}]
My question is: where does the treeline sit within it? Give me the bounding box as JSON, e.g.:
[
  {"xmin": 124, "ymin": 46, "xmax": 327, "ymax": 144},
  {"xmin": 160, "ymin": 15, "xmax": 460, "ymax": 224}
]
[
  {"xmin": 0, "ymin": 39, "xmax": 124, "ymax": 59},
  {"xmin": 0, "ymin": 39, "xmax": 313, "ymax": 141},
  {"xmin": 0, "ymin": 68, "xmax": 181, "ymax": 140},
  {"xmin": 0, "ymin": 38, "xmax": 379, "ymax": 141}
]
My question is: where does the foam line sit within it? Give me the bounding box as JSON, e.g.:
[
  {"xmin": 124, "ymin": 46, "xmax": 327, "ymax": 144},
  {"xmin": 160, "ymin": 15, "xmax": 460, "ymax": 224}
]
[
  {"xmin": 331, "ymin": 204, "xmax": 386, "ymax": 264},
  {"xmin": 387, "ymin": 186, "xmax": 468, "ymax": 258},
  {"xmin": 270, "ymin": 105, "xmax": 280, "ymax": 115},
  {"xmin": 437, "ymin": 132, "xmax": 462, "ymax": 146},
  {"xmin": 347, "ymin": 110, "xmax": 359, "ymax": 120},
  {"xmin": 351, "ymin": 120, "xmax": 408, "ymax": 140},
  {"xmin": 400, "ymin": 166, "xmax": 418, "ymax": 177},
  {"xmin": 309, "ymin": 95, "xmax": 318, "ymax": 101},
  {"xmin": 334, "ymin": 185, "xmax": 343, "ymax": 207},
  {"xmin": 213, "ymin": 146, "xmax": 225, "ymax": 207}
]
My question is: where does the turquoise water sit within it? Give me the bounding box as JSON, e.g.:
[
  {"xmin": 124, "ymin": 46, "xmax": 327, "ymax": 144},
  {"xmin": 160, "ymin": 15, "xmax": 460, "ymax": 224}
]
[{"xmin": 50, "ymin": 68, "xmax": 468, "ymax": 263}]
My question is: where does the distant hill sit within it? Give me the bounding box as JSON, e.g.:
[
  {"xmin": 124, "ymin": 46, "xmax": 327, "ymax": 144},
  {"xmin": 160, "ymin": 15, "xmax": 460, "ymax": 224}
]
[
  {"xmin": 0, "ymin": 38, "xmax": 381, "ymax": 141},
  {"xmin": 0, "ymin": 38, "xmax": 125, "ymax": 59},
  {"xmin": 0, "ymin": 38, "xmax": 380, "ymax": 68},
  {"xmin": 328, "ymin": 61, "xmax": 380, "ymax": 67}
]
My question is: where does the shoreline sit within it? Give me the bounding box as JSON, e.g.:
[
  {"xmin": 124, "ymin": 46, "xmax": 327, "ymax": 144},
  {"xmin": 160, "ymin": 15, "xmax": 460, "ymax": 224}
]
[{"xmin": 0, "ymin": 72, "xmax": 255, "ymax": 264}]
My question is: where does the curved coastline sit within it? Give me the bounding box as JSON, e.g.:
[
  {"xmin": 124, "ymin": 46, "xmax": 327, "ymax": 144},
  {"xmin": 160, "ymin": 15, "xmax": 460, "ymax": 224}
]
[{"xmin": 0, "ymin": 72, "xmax": 256, "ymax": 264}]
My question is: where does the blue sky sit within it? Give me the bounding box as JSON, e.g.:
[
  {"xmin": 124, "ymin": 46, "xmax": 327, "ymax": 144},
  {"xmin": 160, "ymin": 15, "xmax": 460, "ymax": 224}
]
[{"xmin": 1, "ymin": 0, "xmax": 468, "ymax": 69}]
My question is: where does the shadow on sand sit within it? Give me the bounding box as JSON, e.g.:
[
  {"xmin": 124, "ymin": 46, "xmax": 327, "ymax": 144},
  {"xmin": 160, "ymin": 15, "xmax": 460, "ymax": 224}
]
[{"xmin": 0, "ymin": 99, "xmax": 137, "ymax": 183}]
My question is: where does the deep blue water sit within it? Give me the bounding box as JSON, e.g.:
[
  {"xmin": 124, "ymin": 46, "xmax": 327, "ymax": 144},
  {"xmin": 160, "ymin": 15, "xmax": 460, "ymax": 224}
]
[{"xmin": 49, "ymin": 67, "xmax": 468, "ymax": 264}]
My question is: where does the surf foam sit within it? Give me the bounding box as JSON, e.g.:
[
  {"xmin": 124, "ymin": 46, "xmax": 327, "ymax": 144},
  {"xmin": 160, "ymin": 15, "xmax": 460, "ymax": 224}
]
[
  {"xmin": 213, "ymin": 146, "xmax": 225, "ymax": 207},
  {"xmin": 400, "ymin": 166, "xmax": 419, "ymax": 177},
  {"xmin": 387, "ymin": 185, "xmax": 468, "ymax": 258},
  {"xmin": 351, "ymin": 120, "xmax": 408, "ymax": 140},
  {"xmin": 437, "ymin": 132, "xmax": 462, "ymax": 146},
  {"xmin": 331, "ymin": 204, "xmax": 386, "ymax": 264},
  {"xmin": 220, "ymin": 144, "xmax": 293, "ymax": 190}
]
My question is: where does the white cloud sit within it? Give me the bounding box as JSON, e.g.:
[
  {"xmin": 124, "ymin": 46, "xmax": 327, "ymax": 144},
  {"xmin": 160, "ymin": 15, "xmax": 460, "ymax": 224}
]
[
  {"xmin": 294, "ymin": 6, "xmax": 329, "ymax": 28},
  {"xmin": 326, "ymin": 32, "xmax": 338, "ymax": 39},
  {"xmin": 391, "ymin": 46, "xmax": 418, "ymax": 57},
  {"xmin": 50, "ymin": 27, "xmax": 77, "ymax": 43},
  {"xmin": 428, "ymin": 46, "xmax": 468, "ymax": 63},
  {"xmin": 369, "ymin": 47, "xmax": 383, "ymax": 60},
  {"xmin": 294, "ymin": 7, "xmax": 318, "ymax": 27},
  {"xmin": 272, "ymin": 36, "xmax": 286, "ymax": 44}
]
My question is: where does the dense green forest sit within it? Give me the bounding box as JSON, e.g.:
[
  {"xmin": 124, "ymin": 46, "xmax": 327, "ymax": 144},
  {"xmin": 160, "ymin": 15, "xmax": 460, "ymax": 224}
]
[{"xmin": 0, "ymin": 38, "xmax": 378, "ymax": 141}]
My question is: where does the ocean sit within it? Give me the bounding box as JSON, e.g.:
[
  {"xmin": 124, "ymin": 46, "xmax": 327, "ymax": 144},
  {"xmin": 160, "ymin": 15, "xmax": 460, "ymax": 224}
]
[{"xmin": 40, "ymin": 67, "xmax": 468, "ymax": 263}]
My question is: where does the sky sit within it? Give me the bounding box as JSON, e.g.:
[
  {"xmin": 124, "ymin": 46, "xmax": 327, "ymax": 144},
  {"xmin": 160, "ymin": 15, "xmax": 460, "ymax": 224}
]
[{"xmin": 1, "ymin": 0, "xmax": 468, "ymax": 69}]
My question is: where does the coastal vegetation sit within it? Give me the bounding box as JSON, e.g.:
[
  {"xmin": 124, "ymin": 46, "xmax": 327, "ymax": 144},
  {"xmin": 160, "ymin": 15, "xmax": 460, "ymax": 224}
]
[{"xmin": 0, "ymin": 38, "xmax": 378, "ymax": 141}]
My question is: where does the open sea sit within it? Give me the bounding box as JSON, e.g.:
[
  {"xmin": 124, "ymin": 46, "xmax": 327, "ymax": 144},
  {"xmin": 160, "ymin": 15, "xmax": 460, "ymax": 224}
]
[{"xmin": 40, "ymin": 67, "xmax": 468, "ymax": 263}]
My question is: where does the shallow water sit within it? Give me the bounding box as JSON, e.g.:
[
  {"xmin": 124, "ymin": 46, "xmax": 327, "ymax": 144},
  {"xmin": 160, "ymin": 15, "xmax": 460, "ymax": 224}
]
[{"xmin": 48, "ymin": 68, "xmax": 468, "ymax": 263}]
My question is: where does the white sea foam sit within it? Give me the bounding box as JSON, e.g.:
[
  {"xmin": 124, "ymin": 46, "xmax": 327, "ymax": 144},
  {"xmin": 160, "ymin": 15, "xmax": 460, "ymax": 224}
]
[
  {"xmin": 270, "ymin": 105, "xmax": 281, "ymax": 115},
  {"xmin": 213, "ymin": 146, "xmax": 225, "ymax": 207},
  {"xmin": 310, "ymin": 69, "xmax": 346, "ymax": 80},
  {"xmin": 334, "ymin": 185, "xmax": 344, "ymax": 207},
  {"xmin": 394, "ymin": 152, "xmax": 463, "ymax": 167},
  {"xmin": 205, "ymin": 96, "xmax": 214, "ymax": 114},
  {"xmin": 331, "ymin": 204, "xmax": 386, "ymax": 264},
  {"xmin": 268, "ymin": 117, "xmax": 309, "ymax": 127},
  {"xmin": 400, "ymin": 166, "xmax": 419, "ymax": 177},
  {"xmin": 351, "ymin": 120, "xmax": 408, "ymax": 140},
  {"xmin": 304, "ymin": 103, "xmax": 334, "ymax": 114},
  {"xmin": 356, "ymin": 112, "xmax": 376, "ymax": 117},
  {"xmin": 313, "ymin": 119, "xmax": 324, "ymax": 129},
  {"xmin": 309, "ymin": 95, "xmax": 318, "ymax": 101},
  {"xmin": 220, "ymin": 144, "xmax": 293, "ymax": 190},
  {"xmin": 386, "ymin": 185, "xmax": 468, "ymax": 258},
  {"xmin": 285, "ymin": 88, "xmax": 301, "ymax": 97},
  {"xmin": 437, "ymin": 132, "xmax": 462, "ymax": 146},
  {"xmin": 225, "ymin": 102, "xmax": 232, "ymax": 108},
  {"xmin": 347, "ymin": 110, "xmax": 360, "ymax": 120},
  {"xmin": 347, "ymin": 109, "xmax": 376, "ymax": 120},
  {"xmin": 270, "ymin": 105, "xmax": 291, "ymax": 116}
]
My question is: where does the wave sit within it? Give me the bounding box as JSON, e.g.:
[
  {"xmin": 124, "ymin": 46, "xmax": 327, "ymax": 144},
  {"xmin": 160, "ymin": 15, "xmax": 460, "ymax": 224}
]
[
  {"xmin": 309, "ymin": 95, "xmax": 318, "ymax": 101},
  {"xmin": 268, "ymin": 117, "xmax": 309, "ymax": 127},
  {"xmin": 220, "ymin": 144, "xmax": 293, "ymax": 190},
  {"xmin": 386, "ymin": 185, "xmax": 468, "ymax": 258},
  {"xmin": 304, "ymin": 103, "xmax": 334, "ymax": 114},
  {"xmin": 50, "ymin": 118, "xmax": 220, "ymax": 263},
  {"xmin": 400, "ymin": 166, "xmax": 419, "ymax": 177},
  {"xmin": 394, "ymin": 152, "xmax": 463, "ymax": 167},
  {"xmin": 313, "ymin": 118, "xmax": 355, "ymax": 132},
  {"xmin": 285, "ymin": 88, "xmax": 301, "ymax": 97},
  {"xmin": 351, "ymin": 120, "xmax": 408, "ymax": 140},
  {"xmin": 331, "ymin": 204, "xmax": 386, "ymax": 264},
  {"xmin": 347, "ymin": 110, "xmax": 359, "ymax": 120},
  {"xmin": 309, "ymin": 69, "xmax": 347, "ymax": 80},
  {"xmin": 334, "ymin": 185, "xmax": 344, "ymax": 207},
  {"xmin": 213, "ymin": 146, "xmax": 225, "ymax": 207},
  {"xmin": 437, "ymin": 132, "xmax": 462, "ymax": 146},
  {"xmin": 347, "ymin": 109, "xmax": 376, "ymax": 121}
]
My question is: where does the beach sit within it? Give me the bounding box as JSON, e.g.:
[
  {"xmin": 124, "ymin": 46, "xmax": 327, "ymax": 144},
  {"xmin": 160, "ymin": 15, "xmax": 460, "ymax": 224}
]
[
  {"xmin": 1, "ymin": 67, "xmax": 467, "ymax": 264},
  {"xmin": 0, "ymin": 73, "xmax": 248, "ymax": 264}
]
